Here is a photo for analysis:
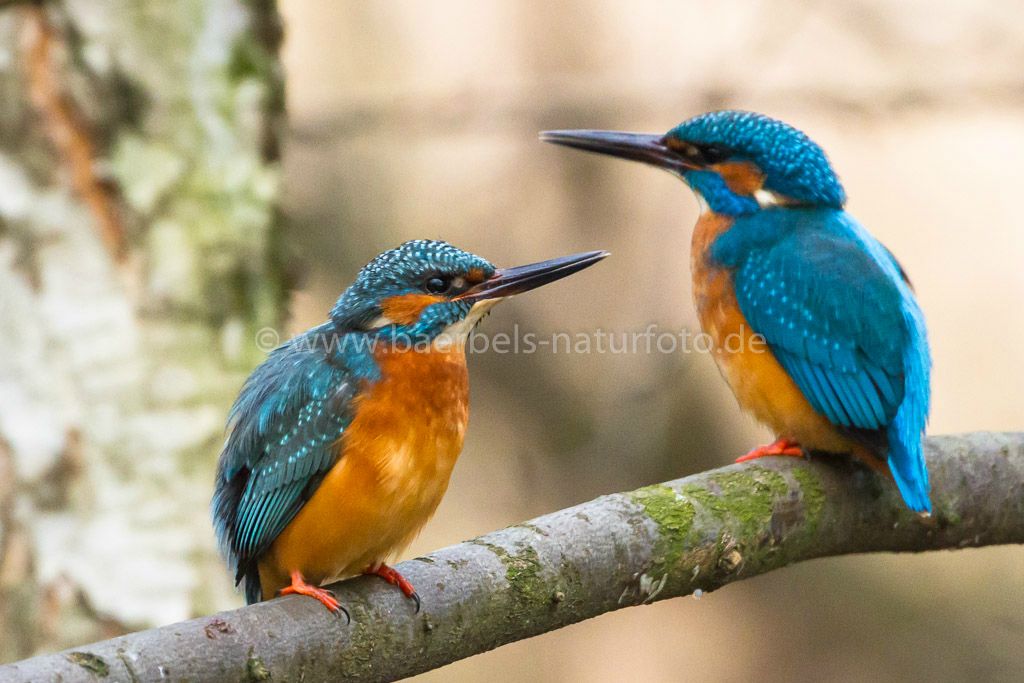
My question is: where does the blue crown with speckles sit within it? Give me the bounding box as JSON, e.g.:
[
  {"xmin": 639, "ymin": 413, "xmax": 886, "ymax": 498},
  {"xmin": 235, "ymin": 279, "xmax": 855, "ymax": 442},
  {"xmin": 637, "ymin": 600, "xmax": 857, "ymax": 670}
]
[
  {"xmin": 668, "ymin": 111, "xmax": 846, "ymax": 208},
  {"xmin": 330, "ymin": 240, "xmax": 495, "ymax": 329}
]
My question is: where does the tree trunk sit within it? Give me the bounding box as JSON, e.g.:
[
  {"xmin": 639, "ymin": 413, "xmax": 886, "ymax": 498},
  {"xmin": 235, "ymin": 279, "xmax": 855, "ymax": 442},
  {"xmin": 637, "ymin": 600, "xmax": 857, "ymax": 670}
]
[{"xmin": 0, "ymin": 0, "xmax": 284, "ymax": 662}]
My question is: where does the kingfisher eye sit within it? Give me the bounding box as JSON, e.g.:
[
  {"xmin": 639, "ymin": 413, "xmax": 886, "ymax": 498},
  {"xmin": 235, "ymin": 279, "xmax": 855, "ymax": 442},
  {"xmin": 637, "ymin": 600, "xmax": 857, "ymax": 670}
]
[
  {"xmin": 423, "ymin": 274, "xmax": 469, "ymax": 295},
  {"xmin": 664, "ymin": 137, "xmax": 731, "ymax": 166},
  {"xmin": 699, "ymin": 144, "xmax": 730, "ymax": 164},
  {"xmin": 424, "ymin": 276, "xmax": 451, "ymax": 294}
]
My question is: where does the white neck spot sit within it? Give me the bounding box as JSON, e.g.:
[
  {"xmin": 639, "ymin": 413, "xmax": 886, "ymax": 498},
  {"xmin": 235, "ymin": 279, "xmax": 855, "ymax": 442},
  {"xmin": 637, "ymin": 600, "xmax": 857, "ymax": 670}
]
[
  {"xmin": 432, "ymin": 298, "xmax": 504, "ymax": 350},
  {"xmin": 754, "ymin": 188, "xmax": 787, "ymax": 208},
  {"xmin": 367, "ymin": 314, "xmax": 396, "ymax": 329}
]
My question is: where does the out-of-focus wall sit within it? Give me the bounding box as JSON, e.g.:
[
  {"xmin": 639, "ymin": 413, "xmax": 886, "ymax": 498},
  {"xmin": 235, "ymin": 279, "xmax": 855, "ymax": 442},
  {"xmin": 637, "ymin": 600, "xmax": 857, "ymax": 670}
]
[{"xmin": 279, "ymin": 1, "xmax": 1024, "ymax": 681}]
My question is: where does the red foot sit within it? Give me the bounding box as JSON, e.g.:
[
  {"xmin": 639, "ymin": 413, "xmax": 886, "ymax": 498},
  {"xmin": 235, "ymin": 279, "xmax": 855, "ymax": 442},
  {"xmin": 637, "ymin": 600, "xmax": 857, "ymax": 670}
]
[
  {"xmin": 279, "ymin": 570, "xmax": 349, "ymax": 621},
  {"xmin": 366, "ymin": 563, "xmax": 421, "ymax": 612},
  {"xmin": 736, "ymin": 437, "xmax": 804, "ymax": 463}
]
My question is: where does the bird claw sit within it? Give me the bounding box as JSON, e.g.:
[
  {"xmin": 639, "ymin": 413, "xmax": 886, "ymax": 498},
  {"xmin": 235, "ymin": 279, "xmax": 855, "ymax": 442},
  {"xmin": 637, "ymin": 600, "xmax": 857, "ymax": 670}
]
[
  {"xmin": 736, "ymin": 438, "xmax": 804, "ymax": 463},
  {"xmin": 367, "ymin": 564, "xmax": 421, "ymax": 613},
  {"xmin": 280, "ymin": 571, "xmax": 350, "ymax": 622}
]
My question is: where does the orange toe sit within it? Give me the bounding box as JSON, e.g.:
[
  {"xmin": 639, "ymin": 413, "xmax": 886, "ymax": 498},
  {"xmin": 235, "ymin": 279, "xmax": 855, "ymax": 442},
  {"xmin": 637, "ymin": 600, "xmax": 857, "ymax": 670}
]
[
  {"xmin": 279, "ymin": 570, "xmax": 349, "ymax": 620},
  {"xmin": 736, "ymin": 438, "xmax": 804, "ymax": 463},
  {"xmin": 366, "ymin": 563, "xmax": 421, "ymax": 612}
]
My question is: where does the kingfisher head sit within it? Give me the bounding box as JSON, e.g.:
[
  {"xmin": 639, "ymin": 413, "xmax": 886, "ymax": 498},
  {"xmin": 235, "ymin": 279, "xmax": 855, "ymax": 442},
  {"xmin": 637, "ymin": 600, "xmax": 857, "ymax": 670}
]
[
  {"xmin": 330, "ymin": 239, "xmax": 607, "ymax": 348},
  {"xmin": 541, "ymin": 110, "xmax": 846, "ymax": 217}
]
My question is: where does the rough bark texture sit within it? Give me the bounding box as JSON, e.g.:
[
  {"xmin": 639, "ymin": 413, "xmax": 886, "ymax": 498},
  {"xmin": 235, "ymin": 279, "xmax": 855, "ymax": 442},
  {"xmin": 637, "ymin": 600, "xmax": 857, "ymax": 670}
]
[
  {"xmin": 0, "ymin": 0, "xmax": 285, "ymax": 661},
  {"xmin": 1, "ymin": 432, "xmax": 1021, "ymax": 682}
]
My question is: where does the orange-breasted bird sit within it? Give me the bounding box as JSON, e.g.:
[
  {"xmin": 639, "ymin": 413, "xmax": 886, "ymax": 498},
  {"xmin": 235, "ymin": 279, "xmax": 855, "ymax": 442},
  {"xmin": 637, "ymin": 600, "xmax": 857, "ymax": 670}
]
[
  {"xmin": 542, "ymin": 111, "xmax": 932, "ymax": 512},
  {"xmin": 212, "ymin": 240, "xmax": 607, "ymax": 615}
]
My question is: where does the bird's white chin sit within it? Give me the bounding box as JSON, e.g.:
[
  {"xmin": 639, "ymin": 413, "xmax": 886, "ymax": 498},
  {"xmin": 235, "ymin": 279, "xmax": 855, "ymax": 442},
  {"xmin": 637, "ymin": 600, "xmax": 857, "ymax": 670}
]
[{"xmin": 431, "ymin": 298, "xmax": 504, "ymax": 350}]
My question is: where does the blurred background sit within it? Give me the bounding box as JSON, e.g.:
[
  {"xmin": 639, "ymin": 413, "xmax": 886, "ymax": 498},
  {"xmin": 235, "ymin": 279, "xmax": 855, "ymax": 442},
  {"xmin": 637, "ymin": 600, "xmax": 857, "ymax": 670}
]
[{"xmin": 1, "ymin": 0, "xmax": 1022, "ymax": 680}]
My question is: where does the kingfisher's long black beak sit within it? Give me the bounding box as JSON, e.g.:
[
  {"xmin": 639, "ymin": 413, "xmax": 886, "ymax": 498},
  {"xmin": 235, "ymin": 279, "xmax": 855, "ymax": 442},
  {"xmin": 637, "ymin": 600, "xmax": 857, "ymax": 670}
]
[
  {"xmin": 539, "ymin": 130, "xmax": 690, "ymax": 173},
  {"xmin": 457, "ymin": 250, "xmax": 608, "ymax": 303}
]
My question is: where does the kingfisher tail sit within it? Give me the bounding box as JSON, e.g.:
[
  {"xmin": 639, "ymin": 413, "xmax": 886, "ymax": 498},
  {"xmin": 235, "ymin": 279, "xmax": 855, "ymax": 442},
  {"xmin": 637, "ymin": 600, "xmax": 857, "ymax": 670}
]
[{"xmin": 886, "ymin": 420, "xmax": 931, "ymax": 513}]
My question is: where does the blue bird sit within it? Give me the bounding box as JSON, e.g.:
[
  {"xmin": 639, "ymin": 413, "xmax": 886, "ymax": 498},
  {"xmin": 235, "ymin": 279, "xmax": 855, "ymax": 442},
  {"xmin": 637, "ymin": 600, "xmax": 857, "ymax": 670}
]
[
  {"xmin": 212, "ymin": 240, "xmax": 607, "ymax": 614},
  {"xmin": 542, "ymin": 111, "xmax": 932, "ymax": 512}
]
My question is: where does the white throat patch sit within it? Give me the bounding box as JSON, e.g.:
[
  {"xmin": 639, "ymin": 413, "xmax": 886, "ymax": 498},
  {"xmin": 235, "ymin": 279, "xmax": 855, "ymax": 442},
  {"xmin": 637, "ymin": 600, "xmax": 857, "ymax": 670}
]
[{"xmin": 432, "ymin": 298, "xmax": 504, "ymax": 350}]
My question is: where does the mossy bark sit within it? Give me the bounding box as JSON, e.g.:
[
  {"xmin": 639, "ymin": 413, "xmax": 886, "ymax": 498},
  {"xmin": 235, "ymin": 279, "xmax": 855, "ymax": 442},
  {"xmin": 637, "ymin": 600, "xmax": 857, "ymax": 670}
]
[
  {"xmin": 1, "ymin": 433, "xmax": 1021, "ymax": 682},
  {"xmin": 0, "ymin": 0, "xmax": 284, "ymax": 661}
]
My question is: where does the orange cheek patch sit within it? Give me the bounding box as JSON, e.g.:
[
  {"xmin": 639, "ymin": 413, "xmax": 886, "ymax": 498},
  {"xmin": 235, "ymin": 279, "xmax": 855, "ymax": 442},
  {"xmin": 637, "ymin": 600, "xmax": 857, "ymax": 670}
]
[
  {"xmin": 465, "ymin": 268, "xmax": 487, "ymax": 284},
  {"xmin": 380, "ymin": 293, "xmax": 445, "ymax": 325},
  {"xmin": 713, "ymin": 161, "xmax": 765, "ymax": 196}
]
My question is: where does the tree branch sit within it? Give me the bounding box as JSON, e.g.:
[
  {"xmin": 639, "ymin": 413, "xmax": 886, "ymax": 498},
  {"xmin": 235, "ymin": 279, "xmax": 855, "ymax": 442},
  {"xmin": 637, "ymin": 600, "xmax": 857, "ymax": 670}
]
[{"xmin": 2, "ymin": 432, "xmax": 1022, "ymax": 682}]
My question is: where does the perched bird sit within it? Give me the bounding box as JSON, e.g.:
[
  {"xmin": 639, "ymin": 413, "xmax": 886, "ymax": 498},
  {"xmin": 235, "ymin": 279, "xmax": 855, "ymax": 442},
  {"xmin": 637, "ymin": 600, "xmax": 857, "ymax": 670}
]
[
  {"xmin": 542, "ymin": 111, "xmax": 931, "ymax": 512},
  {"xmin": 213, "ymin": 240, "xmax": 607, "ymax": 614}
]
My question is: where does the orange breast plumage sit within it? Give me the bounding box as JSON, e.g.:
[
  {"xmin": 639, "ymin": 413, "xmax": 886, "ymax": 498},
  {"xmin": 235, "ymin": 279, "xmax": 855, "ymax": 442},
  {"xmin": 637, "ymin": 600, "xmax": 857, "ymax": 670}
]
[
  {"xmin": 258, "ymin": 343, "xmax": 470, "ymax": 597},
  {"xmin": 690, "ymin": 211, "xmax": 872, "ymax": 461}
]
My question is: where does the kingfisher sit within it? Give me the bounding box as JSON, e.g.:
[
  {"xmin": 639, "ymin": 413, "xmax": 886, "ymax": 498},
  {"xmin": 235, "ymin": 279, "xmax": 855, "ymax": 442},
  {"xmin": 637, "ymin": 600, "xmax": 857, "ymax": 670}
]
[
  {"xmin": 541, "ymin": 111, "xmax": 931, "ymax": 513},
  {"xmin": 212, "ymin": 240, "xmax": 607, "ymax": 615}
]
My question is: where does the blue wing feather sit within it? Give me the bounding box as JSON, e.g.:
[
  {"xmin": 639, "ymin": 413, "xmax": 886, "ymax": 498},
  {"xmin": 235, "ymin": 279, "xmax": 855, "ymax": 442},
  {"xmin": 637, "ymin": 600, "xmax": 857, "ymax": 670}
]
[
  {"xmin": 211, "ymin": 323, "xmax": 360, "ymax": 602},
  {"xmin": 733, "ymin": 227, "xmax": 904, "ymax": 430},
  {"xmin": 721, "ymin": 208, "xmax": 931, "ymax": 511}
]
